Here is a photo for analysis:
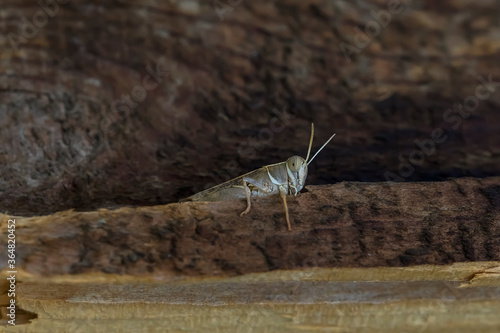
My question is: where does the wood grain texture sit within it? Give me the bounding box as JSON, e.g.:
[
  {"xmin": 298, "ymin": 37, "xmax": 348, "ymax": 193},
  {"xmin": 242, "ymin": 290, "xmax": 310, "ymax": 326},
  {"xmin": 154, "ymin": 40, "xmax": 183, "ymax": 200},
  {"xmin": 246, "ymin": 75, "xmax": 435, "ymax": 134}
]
[
  {"xmin": 1, "ymin": 177, "xmax": 499, "ymax": 277},
  {"xmin": 1, "ymin": 0, "xmax": 500, "ymax": 216},
  {"xmin": 1, "ymin": 1, "xmax": 499, "ymax": 331},
  {"xmin": 2, "ymin": 262, "xmax": 500, "ymax": 332}
]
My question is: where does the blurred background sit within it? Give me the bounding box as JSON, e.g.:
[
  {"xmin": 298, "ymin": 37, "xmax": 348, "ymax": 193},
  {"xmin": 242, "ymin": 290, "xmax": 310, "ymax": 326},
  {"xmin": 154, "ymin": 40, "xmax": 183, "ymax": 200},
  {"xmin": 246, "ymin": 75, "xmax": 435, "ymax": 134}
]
[{"xmin": 0, "ymin": 0, "xmax": 499, "ymax": 216}]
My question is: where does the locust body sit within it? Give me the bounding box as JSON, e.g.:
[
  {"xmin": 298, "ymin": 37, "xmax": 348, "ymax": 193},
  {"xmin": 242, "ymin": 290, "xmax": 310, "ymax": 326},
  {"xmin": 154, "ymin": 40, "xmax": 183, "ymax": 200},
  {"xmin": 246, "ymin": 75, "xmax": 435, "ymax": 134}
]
[{"xmin": 181, "ymin": 123, "xmax": 336, "ymax": 231}]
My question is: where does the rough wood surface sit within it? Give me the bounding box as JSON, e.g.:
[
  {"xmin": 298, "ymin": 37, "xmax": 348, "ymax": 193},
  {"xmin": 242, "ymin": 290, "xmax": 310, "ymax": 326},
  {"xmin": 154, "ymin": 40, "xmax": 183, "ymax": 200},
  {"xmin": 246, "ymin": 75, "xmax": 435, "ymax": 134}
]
[
  {"xmin": 1, "ymin": 0, "xmax": 500, "ymax": 216},
  {"xmin": 2, "ymin": 263, "xmax": 500, "ymax": 332},
  {"xmin": 1, "ymin": 1, "xmax": 499, "ymax": 332},
  {"xmin": 1, "ymin": 177, "xmax": 499, "ymax": 277}
]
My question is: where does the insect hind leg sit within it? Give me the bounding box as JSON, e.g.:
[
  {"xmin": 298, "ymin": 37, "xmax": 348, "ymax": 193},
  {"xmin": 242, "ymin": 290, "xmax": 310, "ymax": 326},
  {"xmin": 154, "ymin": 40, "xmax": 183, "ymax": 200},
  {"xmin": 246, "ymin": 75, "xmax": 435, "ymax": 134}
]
[{"xmin": 240, "ymin": 179, "xmax": 252, "ymax": 216}]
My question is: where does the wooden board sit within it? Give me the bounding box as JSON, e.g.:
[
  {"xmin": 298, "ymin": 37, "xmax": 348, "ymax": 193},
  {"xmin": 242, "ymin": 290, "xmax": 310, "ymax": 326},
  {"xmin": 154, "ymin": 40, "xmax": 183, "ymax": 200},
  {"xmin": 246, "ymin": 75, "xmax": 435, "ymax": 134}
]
[
  {"xmin": 1, "ymin": 262, "xmax": 500, "ymax": 332},
  {"xmin": 1, "ymin": 178, "xmax": 499, "ymax": 277}
]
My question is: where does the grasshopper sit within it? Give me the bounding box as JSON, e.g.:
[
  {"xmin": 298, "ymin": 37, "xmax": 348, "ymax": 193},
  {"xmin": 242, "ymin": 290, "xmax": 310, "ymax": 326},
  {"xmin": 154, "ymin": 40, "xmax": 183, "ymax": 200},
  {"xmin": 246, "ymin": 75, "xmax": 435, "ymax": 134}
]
[{"xmin": 180, "ymin": 123, "xmax": 336, "ymax": 230}]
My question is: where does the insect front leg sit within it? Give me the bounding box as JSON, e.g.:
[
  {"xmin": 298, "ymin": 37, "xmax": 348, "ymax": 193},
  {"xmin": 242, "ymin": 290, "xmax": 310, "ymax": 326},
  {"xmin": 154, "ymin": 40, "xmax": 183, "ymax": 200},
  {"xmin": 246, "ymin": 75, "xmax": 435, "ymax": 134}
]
[{"xmin": 279, "ymin": 185, "xmax": 292, "ymax": 231}]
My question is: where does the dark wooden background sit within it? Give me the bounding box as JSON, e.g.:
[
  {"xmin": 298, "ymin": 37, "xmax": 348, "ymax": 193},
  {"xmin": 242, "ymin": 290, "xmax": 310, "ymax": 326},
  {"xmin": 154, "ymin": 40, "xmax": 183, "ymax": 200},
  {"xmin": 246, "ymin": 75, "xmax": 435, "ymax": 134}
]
[{"xmin": 0, "ymin": 0, "xmax": 499, "ymax": 215}]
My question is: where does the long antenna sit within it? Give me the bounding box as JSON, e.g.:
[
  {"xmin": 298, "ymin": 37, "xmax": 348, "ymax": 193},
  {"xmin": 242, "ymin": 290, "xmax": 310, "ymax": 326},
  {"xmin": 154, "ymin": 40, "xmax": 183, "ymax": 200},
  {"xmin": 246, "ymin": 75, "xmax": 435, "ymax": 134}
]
[
  {"xmin": 305, "ymin": 123, "xmax": 315, "ymax": 163},
  {"xmin": 307, "ymin": 132, "xmax": 336, "ymax": 166}
]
